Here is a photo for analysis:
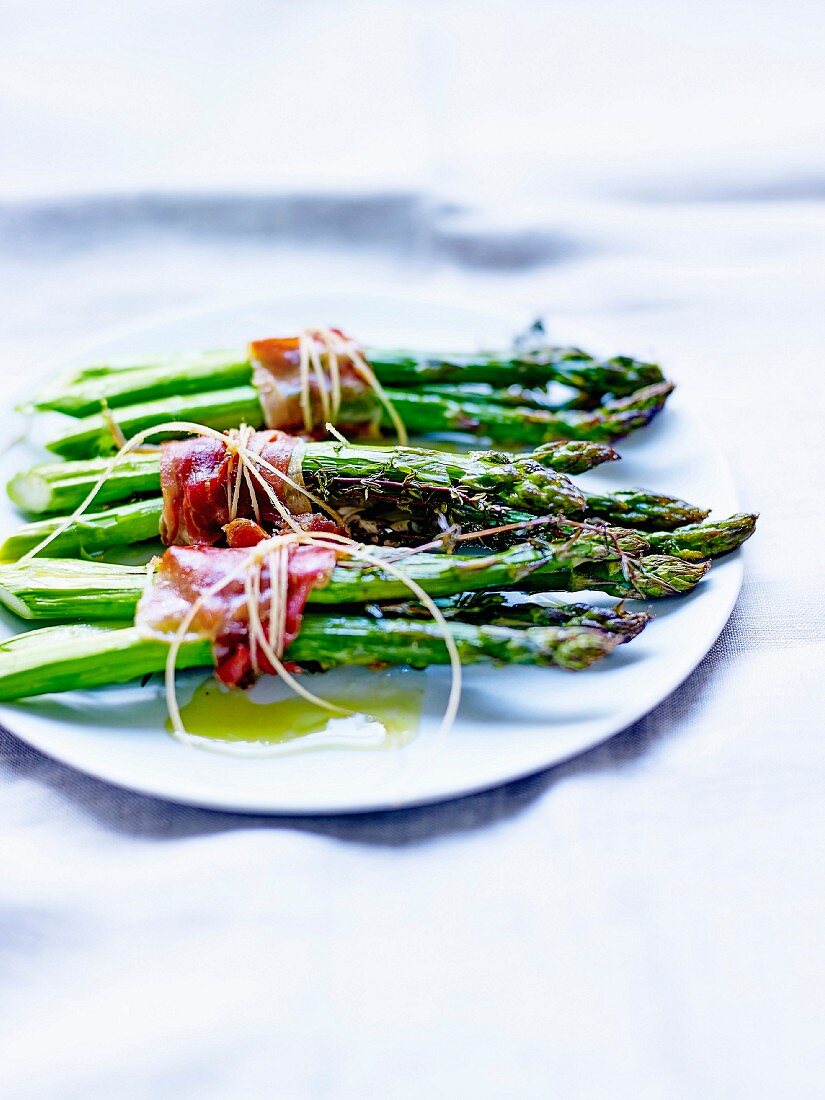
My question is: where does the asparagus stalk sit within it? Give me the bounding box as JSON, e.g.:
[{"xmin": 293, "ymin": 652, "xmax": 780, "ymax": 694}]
[
  {"xmin": 0, "ymin": 495, "xmax": 556, "ymax": 563},
  {"xmin": 0, "ymin": 559, "xmax": 146, "ymax": 619},
  {"xmin": 0, "ymin": 616, "xmax": 623, "ymax": 701},
  {"xmin": 531, "ymin": 441, "xmax": 620, "ymax": 476},
  {"xmin": 8, "ymin": 452, "xmax": 162, "ymax": 515},
  {"xmin": 0, "ymin": 531, "xmax": 649, "ymax": 620},
  {"xmin": 2, "ymin": 494, "xmax": 636, "ymax": 561},
  {"xmin": 45, "ymin": 382, "xmax": 674, "ymax": 459},
  {"xmin": 646, "ymin": 513, "xmax": 758, "ymax": 559},
  {"xmin": 583, "ymin": 489, "xmax": 709, "ymax": 530},
  {"xmin": 30, "ymin": 344, "xmax": 665, "ymax": 417},
  {"xmin": 29, "ymin": 351, "xmax": 254, "ymax": 416},
  {"xmin": 0, "ymin": 498, "xmax": 164, "ymax": 561},
  {"xmin": 368, "ymin": 591, "xmax": 651, "ymax": 641},
  {"xmin": 389, "ymin": 384, "xmax": 675, "ymax": 445},
  {"xmin": 45, "ymin": 386, "xmax": 266, "ymax": 459},
  {"xmin": 323, "ymin": 462, "xmax": 703, "ymax": 533},
  {"xmin": 12, "ymin": 439, "xmax": 608, "ymax": 518},
  {"xmin": 358, "ymin": 348, "xmax": 664, "ymax": 394},
  {"xmin": 414, "ymin": 383, "xmax": 598, "ymax": 412},
  {"xmin": 519, "ymin": 554, "xmax": 710, "ymax": 599},
  {"xmin": 0, "ymin": 623, "xmax": 212, "ymax": 700}
]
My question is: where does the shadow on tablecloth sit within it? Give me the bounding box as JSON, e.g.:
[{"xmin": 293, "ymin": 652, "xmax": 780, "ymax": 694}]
[{"xmin": 0, "ymin": 611, "xmax": 745, "ymax": 847}]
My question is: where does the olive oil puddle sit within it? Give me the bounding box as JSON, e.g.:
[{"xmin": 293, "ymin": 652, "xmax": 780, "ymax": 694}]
[{"xmin": 168, "ymin": 670, "xmax": 424, "ymax": 756}]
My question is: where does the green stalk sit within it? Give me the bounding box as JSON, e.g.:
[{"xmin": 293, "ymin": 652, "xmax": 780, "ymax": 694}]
[
  {"xmin": 29, "ymin": 351, "xmax": 253, "ymax": 416},
  {"xmin": 30, "ymin": 345, "xmax": 664, "ymax": 416},
  {"xmin": 349, "ymin": 347, "xmax": 663, "ymax": 394},
  {"xmin": 8, "ymin": 452, "xmax": 162, "ymax": 514},
  {"xmin": 0, "ymin": 499, "xmax": 164, "ymax": 561},
  {"xmin": 529, "ymin": 441, "xmax": 620, "ymax": 475},
  {"xmin": 646, "ymin": 513, "xmax": 758, "ymax": 559},
  {"xmin": 45, "ymin": 382, "xmax": 674, "ymax": 458},
  {"xmin": 383, "ymin": 384, "xmax": 675, "ymax": 446},
  {"xmin": 46, "ymin": 387, "xmax": 265, "ymax": 459},
  {"xmin": 519, "ymin": 554, "xmax": 711, "ymax": 600},
  {"xmin": 583, "ymin": 489, "xmax": 709, "ymax": 530},
  {"xmin": 368, "ymin": 591, "xmax": 651, "ymax": 641},
  {"xmin": 0, "ymin": 559, "xmax": 146, "ymax": 619},
  {"xmin": 0, "ymin": 616, "xmax": 622, "ymax": 701},
  {"xmin": 5, "ymin": 475, "xmax": 730, "ymax": 566},
  {"xmin": 414, "ymin": 383, "xmax": 598, "ymax": 411},
  {"xmin": 3, "ymin": 493, "xmax": 647, "ymax": 562},
  {"xmin": 0, "ymin": 624, "xmax": 212, "ymax": 700}
]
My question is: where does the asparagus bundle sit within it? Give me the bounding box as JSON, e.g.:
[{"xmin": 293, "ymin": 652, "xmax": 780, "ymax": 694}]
[
  {"xmin": 0, "ymin": 507, "xmax": 694, "ymax": 705},
  {"xmin": 2, "ymin": 558, "xmax": 649, "ymax": 631},
  {"xmin": 41, "ymin": 380, "xmax": 675, "ymax": 459},
  {"xmin": 8, "ymin": 440, "xmax": 614, "ymax": 516},
  {"xmin": 8, "ymin": 439, "xmax": 706, "ymax": 531},
  {"xmin": 5, "ymin": 427, "xmax": 752, "ymax": 565},
  {"xmin": 30, "ymin": 335, "xmax": 666, "ymax": 417},
  {"xmin": 0, "ymin": 544, "xmax": 574, "ymax": 620}
]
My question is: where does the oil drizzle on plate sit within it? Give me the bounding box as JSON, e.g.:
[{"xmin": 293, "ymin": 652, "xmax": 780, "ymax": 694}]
[{"xmin": 168, "ymin": 670, "xmax": 424, "ymax": 756}]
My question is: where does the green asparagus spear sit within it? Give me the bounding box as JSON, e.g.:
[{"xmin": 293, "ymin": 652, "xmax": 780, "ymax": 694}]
[
  {"xmin": 8, "ymin": 452, "xmax": 163, "ymax": 515},
  {"xmin": 30, "ymin": 344, "xmax": 665, "ymax": 416},
  {"xmin": 530, "ymin": 441, "xmax": 620, "ymax": 476},
  {"xmin": 0, "ymin": 495, "xmax": 550, "ymax": 563},
  {"xmin": 29, "ymin": 351, "xmax": 254, "ymax": 416},
  {"xmin": 44, "ymin": 382, "xmax": 674, "ymax": 458},
  {"xmin": 519, "ymin": 554, "xmax": 710, "ymax": 600},
  {"xmin": 367, "ymin": 591, "xmax": 651, "ymax": 640},
  {"xmin": 45, "ymin": 386, "xmax": 266, "ymax": 459},
  {"xmin": 0, "ymin": 623, "xmax": 212, "ymax": 700},
  {"xmin": 413, "ymin": 383, "xmax": 591, "ymax": 411},
  {"xmin": 0, "ymin": 616, "xmax": 623, "ymax": 701},
  {"xmin": 373, "ymin": 349, "xmax": 663, "ymax": 393},
  {"xmin": 0, "ymin": 559, "xmax": 147, "ymax": 619},
  {"xmin": 382, "ymin": 385, "xmax": 675, "ymax": 447},
  {"xmin": 0, "ymin": 498, "xmax": 164, "ymax": 561},
  {"xmin": 0, "ymin": 516, "xmax": 710, "ymax": 627},
  {"xmin": 646, "ymin": 513, "xmax": 758, "ymax": 559},
  {"xmin": 341, "ymin": 484, "xmax": 751, "ymax": 563},
  {"xmin": 0, "ymin": 542, "xmax": 558, "ymax": 620},
  {"xmin": 583, "ymin": 488, "xmax": 709, "ymax": 530},
  {"xmin": 0, "ymin": 496, "xmax": 628, "ymax": 562}
]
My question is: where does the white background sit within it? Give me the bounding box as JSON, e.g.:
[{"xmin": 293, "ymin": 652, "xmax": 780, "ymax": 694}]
[{"xmin": 1, "ymin": 2, "xmax": 824, "ymax": 1097}]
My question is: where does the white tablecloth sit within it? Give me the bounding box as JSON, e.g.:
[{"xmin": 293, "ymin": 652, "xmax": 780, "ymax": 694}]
[{"xmin": 0, "ymin": 191, "xmax": 822, "ymax": 1099}]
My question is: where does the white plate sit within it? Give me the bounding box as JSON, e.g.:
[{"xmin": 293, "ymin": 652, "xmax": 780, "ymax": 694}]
[{"xmin": 0, "ymin": 293, "xmax": 742, "ymax": 814}]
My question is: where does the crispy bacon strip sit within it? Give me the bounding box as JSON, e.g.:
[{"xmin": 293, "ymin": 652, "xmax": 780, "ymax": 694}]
[
  {"xmin": 249, "ymin": 329, "xmax": 372, "ymax": 434},
  {"xmin": 160, "ymin": 429, "xmax": 327, "ymax": 546},
  {"xmin": 136, "ymin": 544, "xmax": 337, "ymax": 687}
]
